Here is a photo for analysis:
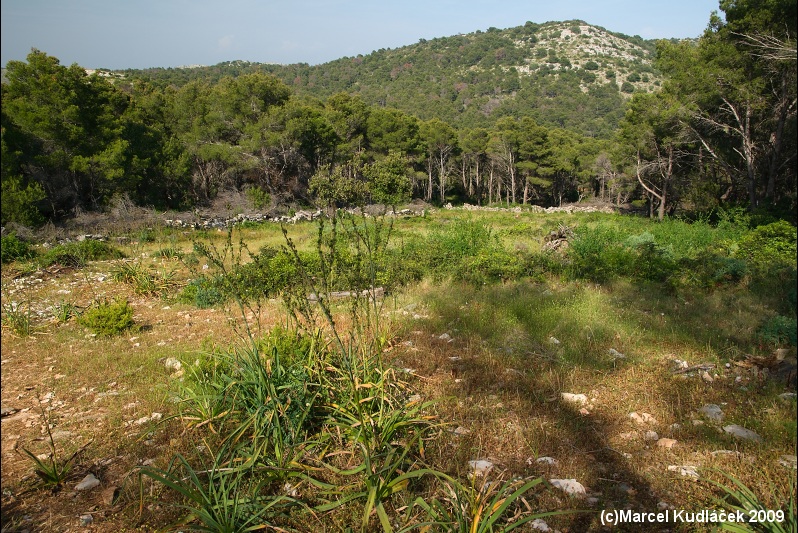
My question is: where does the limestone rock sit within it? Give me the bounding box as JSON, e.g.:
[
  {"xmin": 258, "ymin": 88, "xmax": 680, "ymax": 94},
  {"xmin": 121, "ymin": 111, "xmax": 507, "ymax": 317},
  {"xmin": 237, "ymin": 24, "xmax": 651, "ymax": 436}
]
[
  {"xmin": 723, "ymin": 424, "xmax": 762, "ymax": 442},
  {"xmin": 75, "ymin": 473, "xmax": 100, "ymax": 491},
  {"xmin": 550, "ymin": 478, "xmax": 586, "ymax": 496}
]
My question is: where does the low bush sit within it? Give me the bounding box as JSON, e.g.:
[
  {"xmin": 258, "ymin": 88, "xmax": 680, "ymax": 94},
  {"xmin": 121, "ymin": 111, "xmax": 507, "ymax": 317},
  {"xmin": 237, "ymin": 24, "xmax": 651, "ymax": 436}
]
[
  {"xmin": 758, "ymin": 315, "xmax": 797, "ymax": 347},
  {"xmin": 39, "ymin": 240, "xmax": 124, "ymax": 268},
  {"xmin": 77, "ymin": 298, "xmax": 135, "ymax": 336},
  {"xmin": 1, "ymin": 234, "xmax": 35, "ymax": 264}
]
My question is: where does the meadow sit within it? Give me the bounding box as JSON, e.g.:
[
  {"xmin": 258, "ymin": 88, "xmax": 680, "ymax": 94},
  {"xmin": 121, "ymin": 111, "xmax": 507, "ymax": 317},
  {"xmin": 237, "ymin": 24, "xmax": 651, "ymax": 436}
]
[{"xmin": 1, "ymin": 205, "xmax": 795, "ymax": 532}]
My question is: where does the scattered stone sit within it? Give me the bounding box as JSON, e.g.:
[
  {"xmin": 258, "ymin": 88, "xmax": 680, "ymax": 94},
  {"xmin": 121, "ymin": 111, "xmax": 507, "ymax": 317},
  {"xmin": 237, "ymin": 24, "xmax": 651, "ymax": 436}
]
[
  {"xmin": 629, "ymin": 412, "xmax": 658, "ymax": 426},
  {"xmin": 701, "ymin": 371, "xmax": 714, "ymax": 383},
  {"xmin": 407, "ymin": 394, "xmax": 421, "ymax": 403},
  {"xmin": 586, "ymin": 496, "xmax": 600, "ymax": 506},
  {"xmin": 0, "ymin": 406, "xmax": 18, "ymax": 417},
  {"xmin": 452, "ymin": 426, "xmax": 470, "ymax": 436},
  {"xmin": 50, "ymin": 430, "xmax": 73, "ymax": 441},
  {"xmin": 549, "ymin": 478, "xmax": 586, "ymax": 496},
  {"xmin": 532, "ymin": 518, "xmax": 552, "ymax": 531},
  {"xmin": 667, "ymin": 465, "xmax": 699, "ymax": 480},
  {"xmin": 79, "ymin": 514, "xmax": 93, "ymax": 526},
  {"xmin": 656, "ymin": 438, "xmax": 678, "ymax": 449},
  {"xmin": 75, "ymin": 473, "xmax": 100, "ymax": 491},
  {"xmin": 536, "ymin": 457, "xmax": 558, "ymax": 466},
  {"xmin": 723, "ymin": 425, "xmax": 762, "ymax": 442},
  {"xmin": 579, "ymin": 408, "xmax": 591, "ymax": 416},
  {"xmin": 549, "ymin": 337, "xmax": 561, "ymax": 345},
  {"xmin": 608, "ymin": 348, "xmax": 625, "ymax": 359},
  {"xmin": 437, "ymin": 333, "xmax": 453, "ymax": 342},
  {"xmin": 644, "ymin": 430, "xmax": 659, "ymax": 441},
  {"xmin": 692, "ymin": 419, "xmax": 705, "ymax": 426},
  {"xmin": 778, "ymin": 455, "xmax": 797, "ymax": 469},
  {"xmin": 617, "ymin": 431, "xmax": 637, "ymax": 440},
  {"xmin": 561, "ymin": 393, "xmax": 588, "ymax": 406},
  {"xmin": 468, "ymin": 459, "xmax": 494, "ymax": 476},
  {"xmin": 133, "ymin": 412, "xmax": 163, "ymax": 426},
  {"xmin": 163, "ymin": 358, "xmax": 182, "ymax": 372},
  {"xmin": 778, "ymin": 392, "xmax": 797, "ymax": 403},
  {"xmin": 101, "ymin": 486, "xmax": 120, "ymax": 506},
  {"xmin": 699, "ymin": 404, "xmax": 724, "ymax": 422}
]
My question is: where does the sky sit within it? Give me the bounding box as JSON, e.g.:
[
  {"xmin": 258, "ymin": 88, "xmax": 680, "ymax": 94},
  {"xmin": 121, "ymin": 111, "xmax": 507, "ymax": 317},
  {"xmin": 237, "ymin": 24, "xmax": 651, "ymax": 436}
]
[{"xmin": 1, "ymin": 0, "xmax": 722, "ymax": 70}]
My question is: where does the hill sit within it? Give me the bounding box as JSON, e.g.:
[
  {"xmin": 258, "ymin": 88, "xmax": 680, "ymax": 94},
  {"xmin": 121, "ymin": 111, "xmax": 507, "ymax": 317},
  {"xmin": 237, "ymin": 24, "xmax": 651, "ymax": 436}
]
[{"xmin": 117, "ymin": 20, "xmax": 666, "ymax": 138}]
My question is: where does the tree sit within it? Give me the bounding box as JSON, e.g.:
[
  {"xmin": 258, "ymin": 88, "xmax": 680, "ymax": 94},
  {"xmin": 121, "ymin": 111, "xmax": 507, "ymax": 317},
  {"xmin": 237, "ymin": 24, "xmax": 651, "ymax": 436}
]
[
  {"xmin": 419, "ymin": 119, "xmax": 458, "ymax": 203},
  {"xmin": 364, "ymin": 151, "xmax": 412, "ymax": 210},
  {"xmin": 619, "ymin": 91, "xmax": 692, "ymax": 220}
]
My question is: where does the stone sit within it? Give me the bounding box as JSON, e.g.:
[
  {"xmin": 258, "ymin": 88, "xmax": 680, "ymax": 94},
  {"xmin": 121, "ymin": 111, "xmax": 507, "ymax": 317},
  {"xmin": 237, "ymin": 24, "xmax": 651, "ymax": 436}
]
[
  {"xmin": 561, "ymin": 393, "xmax": 588, "ymax": 406},
  {"xmin": 468, "ymin": 459, "xmax": 494, "ymax": 476},
  {"xmin": 667, "ymin": 465, "xmax": 699, "ymax": 479},
  {"xmin": 644, "ymin": 430, "xmax": 659, "ymax": 441},
  {"xmin": 164, "ymin": 358, "xmax": 182, "ymax": 372},
  {"xmin": 532, "ymin": 518, "xmax": 552, "ymax": 531},
  {"xmin": 656, "ymin": 438, "xmax": 678, "ymax": 449},
  {"xmin": 452, "ymin": 426, "xmax": 470, "ymax": 436},
  {"xmin": 778, "ymin": 455, "xmax": 797, "ymax": 469},
  {"xmin": 549, "ymin": 478, "xmax": 586, "ymax": 496},
  {"xmin": 699, "ymin": 404, "xmax": 724, "ymax": 422},
  {"xmin": 778, "ymin": 392, "xmax": 797, "ymax": 403},
  {"xmin": 723, "ymin": 425, "xmax": 762, "ymax": 442},
  {"xmin": 701, "ymin": 371, "xmax": 714, "ymax": 383},
  {"xmin": 101, "ymin": 486, "xmax": 120, "ymax": 506},
  {"xmin": 536, "ymin": 456, "xmax": 558, "ymax": 466},
  {"xmin": 629, "ymin": 412, "xmax": 658, "ymax": 426},
  {"xmin": 608, "ymin": 348, "xmax": 625, "ymax": 359},
  {"xmin": 549, "ymin": 337, "xmax": 561, "ymax": 345},
  {"xmin": 75, "ymin": 473, "xmax": 100, "ymax": 491},
  {"xmin": 79, "ymin": 514, "xmax": 93, "ymax": 526},
  {"xmin": 0, "ymin": 406, "xmax": 18, "ymax": 417}
]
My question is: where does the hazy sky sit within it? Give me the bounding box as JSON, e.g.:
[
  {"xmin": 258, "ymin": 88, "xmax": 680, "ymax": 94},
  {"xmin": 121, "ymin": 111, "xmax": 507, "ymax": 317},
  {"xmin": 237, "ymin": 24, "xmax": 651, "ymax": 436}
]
[{"xmin": 1, "ymin": 0, "xmax": 721, "ymax": 70}]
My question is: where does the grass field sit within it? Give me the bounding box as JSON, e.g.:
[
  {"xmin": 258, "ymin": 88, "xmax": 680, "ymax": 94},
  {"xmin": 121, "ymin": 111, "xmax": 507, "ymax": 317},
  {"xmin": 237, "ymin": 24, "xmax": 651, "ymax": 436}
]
[{"xmin": 1, "ymin": 206, "xmax": 795, "ymax": 532}]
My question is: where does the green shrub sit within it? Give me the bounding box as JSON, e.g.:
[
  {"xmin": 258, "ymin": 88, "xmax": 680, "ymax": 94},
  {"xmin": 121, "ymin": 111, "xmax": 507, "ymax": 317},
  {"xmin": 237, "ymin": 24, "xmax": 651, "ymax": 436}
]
[
  {"xmin": 245, "ymin": 186, "xmax": 271, "ymax": 210},
  {"xmin": 1, "ymin": 234, "xmax": 35, "ymax": 264},
  {"xmin": 179, "ymin": 277, "xmax": 227, "ymax": 309},
  {"xmin": 622, "ymin": 232, "xmax": 676, "ymax": 282},
  {"xmin": 568, "ymin": 225, "xmax": 630, "ymax": 282},
  {"xmin": 456, "ymin": 248, "xmax": 524, "ymax": 285},
  {"xmin": 736, "ymin": 221, "xmax": 797, "ymax": 274},
  {"xmin": 40, "ymin": 240, "xmax": 124, "ymax": 268},
  {"xmin": 758, "ymin": 315, "xmax": 797, "ymax": 346},
  {"xmin": 77, "ymin": 299, "xmax": 135, "ymax": 336}
]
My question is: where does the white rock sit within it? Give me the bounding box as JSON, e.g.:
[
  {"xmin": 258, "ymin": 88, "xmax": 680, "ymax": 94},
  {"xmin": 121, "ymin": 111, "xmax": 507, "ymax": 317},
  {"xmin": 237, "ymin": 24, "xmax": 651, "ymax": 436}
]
[
  {"xmin": 723, "ymin": 425, "xmax": 762, "ymax": 442},
  {"xmin": 164, "ymin": 357, "xmax": 182, "ymax": 372},
  {"xmin": 778, "ymin": 393, "xmax": 797, "ymax": 403},
  {"xmin": 549, "ymin": 337, "xmax": 561, "ymax": 345},
  {"xmin": 644, "ymin": 430, "xmax": 659, "ymax": 441},
  {"xmin": 536, "ymin": 456, "xmax": 558, "ymax": 466},
  {"xmin": 561, "ymin": 393, "xmax": 588, "ymax": 406},
  {"xmin": 75, "ymin": 473, "xmax": 100, "ymax": 491},
  {"xmin": 608, "ymin": 348, "xmax": 625, "ymax": 359},
  {"xmin": 468, "ymin": 459, "xmax": 494, "ymax": 476},
  {"xmin": 79, "ymin": 514, "xmax": 94, "ymax": 526},
  {"xmin": 532, "ymin": 518, "xmax": 552, "ymax": 531},
  {"xmin": 778, "ymin": 455, "xmax": 797, "ymax": 469},
  {"xmin": 656, "ymin": 438, "xmax": 678, "ymax": 449},
  {"xmin": 667, "ymin": 465, "xmax": 699, "ymax": 479},
  {"xmin": 699, "ymin": 404, "xmax": 724, "ymax": 422},
  {"xmin": 452, "ymin": 426, "xmax": 470, "ymax": 436},
  {"xmin": 549, "ymin": 478, "xmax": 586, "ymax": 496},
  {"xmin": 629, "ymin": 412, "xmax": 658, "ymax": 426},
  {"xmin": 438, "ymin": 333, "xmax": 452, "ymax": 342}
]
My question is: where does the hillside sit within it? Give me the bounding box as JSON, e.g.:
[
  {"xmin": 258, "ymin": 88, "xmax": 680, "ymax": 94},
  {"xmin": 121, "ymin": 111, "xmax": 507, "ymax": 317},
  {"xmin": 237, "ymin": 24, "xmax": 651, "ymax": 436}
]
[{"xmin": 117, "ymin": 20, "xmax": 666, "ymax": 138}]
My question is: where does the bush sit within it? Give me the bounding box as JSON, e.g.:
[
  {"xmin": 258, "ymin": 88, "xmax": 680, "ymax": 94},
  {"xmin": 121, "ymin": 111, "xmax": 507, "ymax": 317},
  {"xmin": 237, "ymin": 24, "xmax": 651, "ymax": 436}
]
[
  {"xmin": 1, "ymin": 234, "xmax": 35, "ymax": 264},
  {"xmin": 40, "ymin": 240, "xmax": 124, "ymax": 268},
  {"xmin": 568, "ymin": 225, "xmax": 629, "ymax": 282},
  {"xmin": 622, "ymin": 232, "xmax": 676, "ymax": 282},
  {"xmin": 77, "ymin": 299, "xmax": 135, "ymax": 336},
  {"xmin": 758, "ymin": 315, "xmax": 797, "ymax": 347},
  {"xmin": 245, "ymin": 186, "xmax": 271, "ymax": 210},
  {"xmin": 736, "ymin": 221, "xmax": 797, "ymax": 274}
]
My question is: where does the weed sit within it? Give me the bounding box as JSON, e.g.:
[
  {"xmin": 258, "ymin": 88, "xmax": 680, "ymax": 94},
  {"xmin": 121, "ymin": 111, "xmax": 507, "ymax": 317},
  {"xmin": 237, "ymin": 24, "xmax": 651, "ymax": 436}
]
[
  {"xmin": 1, "ymin": 298, "xmax": 34, "ymax": 336},
  {"xmin": 112, "ymin": 262, "xmax": 179, "ymax": 297},
  {"xmin": 52, "ymin": 300, "xmax": 79, "ymax": 323},
  {"xmin": 18, "ymin": 396, "xmax": 91, "ymax": 490},
  {"xmin": 39, "ymin": 240, "xmax": 124, "ymax": 268},
  {"xmin": 703, "ymin": 468, "xmax": 796, "ymax": 533}
]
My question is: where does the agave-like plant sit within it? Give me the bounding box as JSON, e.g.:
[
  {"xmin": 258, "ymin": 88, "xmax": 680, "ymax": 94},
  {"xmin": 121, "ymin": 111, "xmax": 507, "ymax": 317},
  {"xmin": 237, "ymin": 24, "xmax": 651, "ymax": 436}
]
[{"xmin": 703, "ymin": 467, "xmax": 796, "ymax": 533}]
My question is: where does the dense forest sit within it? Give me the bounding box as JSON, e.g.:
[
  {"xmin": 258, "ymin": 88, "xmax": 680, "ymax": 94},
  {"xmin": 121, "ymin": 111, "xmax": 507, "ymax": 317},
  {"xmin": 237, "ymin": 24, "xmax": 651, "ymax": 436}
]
[{"xmin": 1, "ymin": 0, "xmax": 795, "ymax": 226}]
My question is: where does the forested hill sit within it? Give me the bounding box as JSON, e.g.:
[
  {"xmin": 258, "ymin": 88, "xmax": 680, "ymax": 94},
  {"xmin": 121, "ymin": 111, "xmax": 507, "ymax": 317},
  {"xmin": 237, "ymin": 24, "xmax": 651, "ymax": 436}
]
[{"xmin": 117, "ymin": 20, "xmax": 665, "ymax": 138}]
